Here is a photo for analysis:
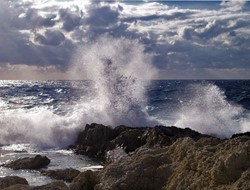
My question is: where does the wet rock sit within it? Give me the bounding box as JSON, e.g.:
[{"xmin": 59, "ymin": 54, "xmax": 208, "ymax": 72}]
[
  {"xmin": 73, "ymin": 123, "xmax": 117, "ymax": 158},
  {"xmin": 2, "ymin": 155, "xmax": 50, "ymax": 170},
  {"xmin": 0, "ymin": 176, "xmax": 29, "ymax": 189},
  {"xmin": 72, "ymin": 123, "xmax": 210, "ymax": 160},
  {"xmin": 69, "ymin": 170, "xmax": 99, "ymax": 190},
  {"xmin": 40, "ymin": 168, "xmax": 80, "ymax": 182},
  {"xmin": 231, "ymin": 132, "xmax": 250, "ymax": 139},
  {"xmin": 32, "ymin": 181, "xmax": 68, "ymax": 190}
]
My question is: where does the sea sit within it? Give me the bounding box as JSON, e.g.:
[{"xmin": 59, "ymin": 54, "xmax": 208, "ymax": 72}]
[{"xmin": 0, "ymin": 80, "xmax": 250, "ymax": 186}]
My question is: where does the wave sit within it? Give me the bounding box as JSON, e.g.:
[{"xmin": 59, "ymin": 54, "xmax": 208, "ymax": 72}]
[
  {"xmin": 0, "ymin": 36, "xmax": 158, "ymax": 148},
  {"xmin": 70, "ymin": 35, "xmax": 158, "ymax": 127},
  {"xmin": 174, "ymin": 83, "xmax": 250, "ymax": 138}
]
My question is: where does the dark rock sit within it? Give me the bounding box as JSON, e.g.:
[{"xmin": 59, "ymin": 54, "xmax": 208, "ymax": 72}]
[
  {"xmin": 2, "ymin": 155, "xmax": 50, "ymax": 170},
  {"xmin": 73, "ymin": 123, "xmax": 118, "ymax": 158},
  {"xmin": 0, "ymin": 176, "xmax": 29, "ymax": 189},
  {"xmin": 32, "ymin": 181, "xmax": 68, "ymax": 190},
  {"xmin": 69, "ymin": 170, "xmax": 99, "ymax": 190},
  {"xmin": 71, "ymin": 123, "xmax": 211, "ymax": 160},
  {"xmin": 231, "ymin": 132, "xmax": 250, "ymax": 139},
  {"xmin": 40, "ymin": 168, "xmax": 80, "ymax": 182},
  {"xmin": 108, "ymin": 127, "xmax": 147, "ymax": 153}
]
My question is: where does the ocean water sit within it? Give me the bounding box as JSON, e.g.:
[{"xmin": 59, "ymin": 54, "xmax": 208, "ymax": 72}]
[
  {"xmin": 0, "ymin": 37, "xmax": 250, "ymax": 186},
  {"xmin": 0, "ymin": 79, "xmax": 250, "ymax": 185}
]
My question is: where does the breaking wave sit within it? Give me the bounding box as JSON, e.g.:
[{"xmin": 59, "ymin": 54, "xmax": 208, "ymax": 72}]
[
  {"xmin": 0, "ymin": 36, "xmax": 158, "ymax": 148},
  {"xmin": 175, "ymin": 83, "xmax": 250, "ymax": 138}
]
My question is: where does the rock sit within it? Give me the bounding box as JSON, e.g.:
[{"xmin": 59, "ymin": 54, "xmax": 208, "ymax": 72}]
[
  {"xmin": 0, "ymin": 176, "xmax": 29, "ymax": 189},
  {"xmin": 72, "ymin": 123, "xmax": 210, "ymax": 160},
  {"xmin": 95, "ymin": 147, "xmax": 173, "ymax": 190},
  {"xmin": 2, "ymin": 184, "xmax": 31, "ymax": 190},
  {"xmin": 231, "ymin": 132, "xmax": 250, "ymax": 138},
  {"xmin": 105, "ymin": 147, "xmax": 128, "ymax": 164},
  {"xmin": 108, "ymin": 127, "xmax": 147, "ymax": 153},
  {"xmin": 69, "ymin": 170, "xmax": 99, "ymax": 190},
  {"xmin": 40, "ymin": 168, "xmax": 80, "ymax": 182},
  {"xmin": 32, "ymin": 181, "xmax": 68, "ymax": 190},
  {"xmin": 95, "ymin": 136, "xmax": 250, "ymax": 190},
  {"xmin": 73, "ymin": 123, "xmax": 118, "ymax": 158},
  {"xmin": 2, "ymin": 155, "xmax": 50, "ymax": 170}
]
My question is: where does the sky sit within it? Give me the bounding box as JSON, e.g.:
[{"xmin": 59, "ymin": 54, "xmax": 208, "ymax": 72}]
[{"xmin": 0, "ymin": 0, "xmax": 250, "ymax": 80}]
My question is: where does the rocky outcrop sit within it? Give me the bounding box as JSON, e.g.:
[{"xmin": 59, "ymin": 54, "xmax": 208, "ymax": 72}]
[
  {"xmin": 231, "ymin": 131, "xmax": 250, "ymax": 138},
  {"xmin": 72, "ymin": 123, "xmax": 120, "ymax": 158},
  {"xmin": 95, "ymin": 136, "xmax": 250, "ymax": 190},
  {"xmin": 32, "ymin": 181, "xmax": 68, "ymax": 190},
  {"xmin": 0, "ymin": 176, "xmax": 29, "ymax": 189},
  {"xmin": 72, "ymin": 123, "xmax": 210, "ymax": 160},
  {"xmin": 2, "ymin": 155, "xmax": 50, "ymax": 170},
  {"xmin": 69, "ymin": 170, "xmax": 99, "ymax": 190},
  {"xmin": 40, "ymin": 168, "xmax": 80, "ymax": 182},
  {"xmin": 2, "ymin": 184, "xmax": 31, "ymax": 190},
  {"xmin": 1, "ymin": 124, "xmax": 249, "ymax": 190}
]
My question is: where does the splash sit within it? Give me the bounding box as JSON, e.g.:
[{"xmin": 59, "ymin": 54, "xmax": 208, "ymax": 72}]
[
  {"xmin": 0, "ymin": 36, "xmax": 158, "ymax": 148},
  {"xmin": 0, "ymin": 108, "xmax": 81, "ymax": 148},
  {"xmin": 70, "ymin": 35, "xmax": 158, "ymax": 127},
  {"xmin": 174, "ymin": 83, "xmax": 249, "ymax": 138}
]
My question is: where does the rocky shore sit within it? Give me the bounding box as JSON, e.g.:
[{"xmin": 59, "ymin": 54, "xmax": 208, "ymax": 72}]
[{"xmin": 1, "ymin": 123, "xmax": 250, "ymax": 189}]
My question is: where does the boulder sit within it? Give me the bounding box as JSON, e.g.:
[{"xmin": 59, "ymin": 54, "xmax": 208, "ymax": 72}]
[
  {"xmin": 0, "ymin": 176, "xmax": 29, "ymax": 189},
  {"xmin": 32, "ymin": 181, "xmax": 68, "ymax": 190},
  {"xmin": 2, "ymin": 155, "xmax": 50, "ymax": 170},
  {"xmin": 40, "ymin": 168, "xmax": 80, "ymax": 182},
  {"xmin": 69, "ymin": 170, "xmax": 99, "ymax": 190},
  {"xmin": 73, "ymin": 123, "xmax": 118, "ymax": 158}
]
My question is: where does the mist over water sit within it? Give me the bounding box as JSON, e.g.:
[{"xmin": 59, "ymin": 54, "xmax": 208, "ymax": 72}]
[
  {"xmin": 0, "ymin": 36, "xmax": 158, "ymax": 148},
  {"xmin": 174, "ymin": 83, "xmax": 250, "ymax": 138},
  {"xmin": 71, "ymin": 36, "xmax": 158, "ymax": 127},
  {"xmin": 0, "ymin": 37, "xmax": 249, "ymax": 148}
]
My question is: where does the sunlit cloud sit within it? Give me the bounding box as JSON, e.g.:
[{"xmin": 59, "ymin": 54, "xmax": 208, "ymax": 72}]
[{"xmin": 0, "ymin": 0, "xmax": 250, "ymax": 79}]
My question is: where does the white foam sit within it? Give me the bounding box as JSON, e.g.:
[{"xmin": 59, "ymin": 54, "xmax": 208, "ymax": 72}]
[
  {"xmin": 174, "ymin": 83, "xmax": 250, "ymax": 138},
  {"xmin": 70, "ymin": 35, "xmax": 158, "ymax": 127},
  {"xmin": 0, "ymin": 36, "xmax": 158, "ymax": 148}
]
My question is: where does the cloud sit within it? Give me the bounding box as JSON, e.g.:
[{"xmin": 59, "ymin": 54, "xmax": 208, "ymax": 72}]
[
  {"xmin": 0, "ymin": 0, "xmax": 250, "ymax": 79},
  {"xmin": 59, "ymin": 8, "xmax": 82, "ymax": 31},
  {"xmin": 35, "ymin": 30, "xmax": 65, "ymax": 46},
  {"xmin": 220, "ymin": 0, "xmax": 247, "ymax": 11},
  {"xmin": 86, "ymin": 4, "xmax": 120, "ymax": 27}
]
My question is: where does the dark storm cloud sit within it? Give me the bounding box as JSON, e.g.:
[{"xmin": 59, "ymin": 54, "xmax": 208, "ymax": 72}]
[
  {"xmin": 18, "ymin": 9, "xmax": 56, "ymax": 29},
  {"xmin": 0, "ymin": 0, "xmax": 74, "ymax": 68},
  {"xmin": 0, "ymin": 0, "xmax": 250, "ymax": 79},
  {"xmin": 86, "ymin": 5, "xmax": 119, "ymax": 27},
  {"xmin": 35, "ymin": 30, "xmax": 65, "ymax": 46},
  {"xmin": 59, "ymin": 8, "xmax": 82, "ymax": 31}
]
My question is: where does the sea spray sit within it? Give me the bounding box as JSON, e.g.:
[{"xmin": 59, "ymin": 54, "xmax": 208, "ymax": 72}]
[
  {"xmin": 70, "ymin": 35, "xmax": 158, "ymax": 127},
  {"xmin": 0, "ymin": 108, "xmax": 80, "ymax": 148},
  {"xmin": 174, "ymin": 83, "xmax": 247, "ymax": 138},
  {"xmin": 0, "ymin": 36, "xmax": 158, "ymax": 148}
]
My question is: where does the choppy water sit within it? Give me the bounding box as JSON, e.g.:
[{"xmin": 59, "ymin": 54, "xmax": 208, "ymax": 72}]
[{"xmin": 0, "ymin": 79, "xmax": 250, "ymax": 186}]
